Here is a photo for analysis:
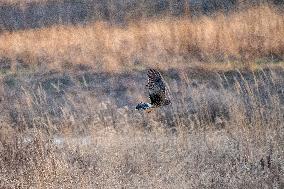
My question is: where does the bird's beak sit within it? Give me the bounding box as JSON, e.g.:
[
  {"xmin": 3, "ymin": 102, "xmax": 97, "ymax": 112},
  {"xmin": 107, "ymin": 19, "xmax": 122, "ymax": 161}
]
[{"xmin": 146, "ymin": 108, "xmax": 153, "ymax": 113}]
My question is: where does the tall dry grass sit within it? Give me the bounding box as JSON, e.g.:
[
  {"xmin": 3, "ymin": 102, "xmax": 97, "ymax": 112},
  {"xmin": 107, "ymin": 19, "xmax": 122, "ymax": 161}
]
[
  {"xmin": 0, "ymin": 5, "xmax": 283, "ymax": 72},
  {"xmin": 0, "ymin": 66, "xmax": 283, "ymax": 188}
]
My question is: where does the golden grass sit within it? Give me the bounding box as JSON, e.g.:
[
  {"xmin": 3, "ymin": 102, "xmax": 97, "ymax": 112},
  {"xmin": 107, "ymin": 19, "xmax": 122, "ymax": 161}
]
[
  {"xmin": 0, "ymin": 66, "xmax": 283, "ymax": 188},
  {"xmin": 0, "ymin": 5, "xmax": 283, "ymax": 72}
]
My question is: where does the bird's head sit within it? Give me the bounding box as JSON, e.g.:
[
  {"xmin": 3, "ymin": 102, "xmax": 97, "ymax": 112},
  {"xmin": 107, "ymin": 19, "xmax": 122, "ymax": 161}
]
[{"xmin": 164, "ymin": 99, "xmax": 171, "ymax": 106}]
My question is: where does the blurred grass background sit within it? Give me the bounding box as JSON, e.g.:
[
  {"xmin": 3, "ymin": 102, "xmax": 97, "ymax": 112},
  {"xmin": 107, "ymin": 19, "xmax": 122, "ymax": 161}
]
[{"xmin": 0, "ymin": 2, "xmax": 283, "ymax": 72}]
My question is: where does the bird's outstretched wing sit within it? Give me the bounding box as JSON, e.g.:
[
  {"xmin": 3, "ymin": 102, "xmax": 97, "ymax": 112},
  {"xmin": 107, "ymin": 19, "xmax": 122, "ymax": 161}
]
[{"xmin": 147, "ymin": 69, "xmax": 169, "ymax": 106}]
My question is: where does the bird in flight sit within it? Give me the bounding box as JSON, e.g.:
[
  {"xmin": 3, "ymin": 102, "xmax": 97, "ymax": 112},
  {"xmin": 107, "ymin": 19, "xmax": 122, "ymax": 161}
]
[{"xmin": 136, "ymin": 69, "xmax": 171, "ymax": 112}]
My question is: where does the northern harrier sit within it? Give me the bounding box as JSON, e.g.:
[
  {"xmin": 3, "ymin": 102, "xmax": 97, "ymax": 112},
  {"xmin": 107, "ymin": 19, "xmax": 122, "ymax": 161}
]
[{"xmin": 136, "ymin": 69, "xmax": 171, "ymax": 112}]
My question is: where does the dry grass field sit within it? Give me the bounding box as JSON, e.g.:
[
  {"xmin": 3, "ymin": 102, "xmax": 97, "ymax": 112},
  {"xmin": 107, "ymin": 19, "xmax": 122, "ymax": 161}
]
[
  {"xmin": 0, "ymin": 1, "xmax": 283, "ymax": 189},
  {"xmin": 0, "ymin": 5, "xmax": 283, "ymax": 72},
  {"xmin": 0, "ymin": 66, "xmax": 283, "ymax": 188}
]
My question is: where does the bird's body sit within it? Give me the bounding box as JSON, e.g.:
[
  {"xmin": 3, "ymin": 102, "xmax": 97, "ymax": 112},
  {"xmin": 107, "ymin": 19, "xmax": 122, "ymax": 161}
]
[{"xmin": 136, "ymin": 69, "xmax": 171, "ymax": 112}]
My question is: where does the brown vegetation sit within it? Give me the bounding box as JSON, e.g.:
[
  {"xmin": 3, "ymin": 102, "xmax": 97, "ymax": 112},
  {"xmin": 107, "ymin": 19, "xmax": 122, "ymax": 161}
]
[
  {"xmin": 0, "ymin": 2, "xmax": 283, "ymax": 189},
  {"xmin": 0, "ymin": 5, "xmax": 283, "ymax": 72},
  {"xmin": 0, "ymin": 66, "xmax": 283, "ymax": 188}
]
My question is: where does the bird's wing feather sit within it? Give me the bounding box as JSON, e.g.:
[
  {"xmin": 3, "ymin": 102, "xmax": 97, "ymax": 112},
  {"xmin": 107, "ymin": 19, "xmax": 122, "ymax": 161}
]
[{"xmin": 147, "ymin": 69, "xmax": 168, "ymax": 105}]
